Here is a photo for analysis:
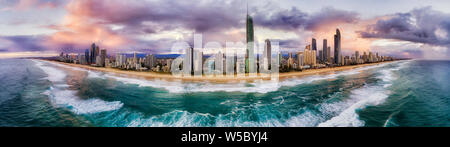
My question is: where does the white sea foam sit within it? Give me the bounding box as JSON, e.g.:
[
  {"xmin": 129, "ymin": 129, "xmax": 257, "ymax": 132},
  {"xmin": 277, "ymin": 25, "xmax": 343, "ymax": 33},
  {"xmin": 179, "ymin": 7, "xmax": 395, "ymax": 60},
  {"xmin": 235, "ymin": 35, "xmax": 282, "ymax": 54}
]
[
  {"xmin": 318, "ymin": 85, "xmax": 389, "ymax": 127},
  {"xmin": 32, "ymin": 60, "xmax": 66, "ymax": 82},
  {"xmin": 42, "ymin": 86, "xmax": 123, "ymax": 114},
  {"xmin": 33, "ymin": 60, "xmax": 123, "ymax": 114},
  {"xmin": 43, "ymin": 60, "xmax": 105, "ymax": 78},
  {"xmin": 317, "ymin": 61, "xmax": 409, "ymax": 127}
]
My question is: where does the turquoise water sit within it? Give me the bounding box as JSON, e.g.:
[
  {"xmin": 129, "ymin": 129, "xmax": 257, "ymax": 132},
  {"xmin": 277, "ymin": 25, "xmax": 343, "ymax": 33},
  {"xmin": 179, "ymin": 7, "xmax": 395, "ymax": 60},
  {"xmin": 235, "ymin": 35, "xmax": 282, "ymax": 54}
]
[{"xmin": 0, "ymin": 59, "xmax": 448, "ymax": 127}]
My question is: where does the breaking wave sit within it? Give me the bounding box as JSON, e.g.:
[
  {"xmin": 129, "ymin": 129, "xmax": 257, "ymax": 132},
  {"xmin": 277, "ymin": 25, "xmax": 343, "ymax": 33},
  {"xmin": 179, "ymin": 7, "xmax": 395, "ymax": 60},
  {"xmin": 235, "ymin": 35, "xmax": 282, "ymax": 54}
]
[
  {"xmin": 32, "ymin": 60, "xmax": 123, "ymax": 114},
  {"xmin": 318, "ymin": 61, "xmax": 409, "ymax": 127}
]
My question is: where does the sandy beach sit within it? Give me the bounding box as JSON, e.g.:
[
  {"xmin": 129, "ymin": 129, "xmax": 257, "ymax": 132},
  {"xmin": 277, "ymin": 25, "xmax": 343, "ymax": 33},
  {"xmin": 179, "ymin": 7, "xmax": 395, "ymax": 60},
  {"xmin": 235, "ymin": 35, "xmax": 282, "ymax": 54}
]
[{"xmin": 43, "ymin": 59, "xmax": 394, "ymax": 83}]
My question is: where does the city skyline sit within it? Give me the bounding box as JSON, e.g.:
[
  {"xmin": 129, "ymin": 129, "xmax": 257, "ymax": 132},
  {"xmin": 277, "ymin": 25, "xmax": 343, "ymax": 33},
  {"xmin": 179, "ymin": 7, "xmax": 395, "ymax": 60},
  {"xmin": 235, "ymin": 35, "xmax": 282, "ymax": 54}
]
[{"xmin": 0, "ymin": 0, "xmax": 449, "ymax": 60}]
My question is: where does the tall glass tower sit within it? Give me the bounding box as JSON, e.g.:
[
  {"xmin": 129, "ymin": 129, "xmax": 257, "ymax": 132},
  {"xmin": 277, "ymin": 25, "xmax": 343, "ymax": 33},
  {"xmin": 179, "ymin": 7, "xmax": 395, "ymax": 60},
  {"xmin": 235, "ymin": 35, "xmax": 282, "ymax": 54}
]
[
  {"xmin": 334, "ymin": 29, "xmax": 341, "ymax": 65},
  {"xmin": 90, "ymin": 43, "xmax": 96, "ymax": 64},
  {"xmin": 246, "ymin": 3, "xmax": 255, "ymax": 74}
]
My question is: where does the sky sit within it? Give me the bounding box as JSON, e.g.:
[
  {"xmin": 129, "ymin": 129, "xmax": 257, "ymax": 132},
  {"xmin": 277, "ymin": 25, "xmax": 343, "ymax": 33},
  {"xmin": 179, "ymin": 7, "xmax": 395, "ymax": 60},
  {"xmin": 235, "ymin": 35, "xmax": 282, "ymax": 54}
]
[{"xmin": 0, "ymin": 0, "xmax": 449, "ymax": 59}]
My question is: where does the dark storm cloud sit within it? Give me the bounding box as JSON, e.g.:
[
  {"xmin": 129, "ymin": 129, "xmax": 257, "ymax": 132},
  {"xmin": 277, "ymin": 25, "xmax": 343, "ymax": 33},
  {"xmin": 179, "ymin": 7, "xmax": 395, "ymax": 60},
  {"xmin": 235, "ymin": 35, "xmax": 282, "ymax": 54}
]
[
  {"xmin": 0, "ymin": 35, "xmax": 47, "ymax": 51},
  {"xmin": 0, "ymin": 0, "xmax": 366, "ymax": 54},
  {"xmin": 77, "ymin": 0, "xmax": 244, "ymax": 35},
  {"xmin": 276, "ymin": 39, "xmax": 304, "ymax": 49},
  {"xmin": 359, "ymin": 7, "xmax": 450, "ymax": 46},
  {"xmin": 77, "ymin": 0, "xmax": 359, "ymax": 36},
  {"xmin": 253, "ymin": 7, "xmax": 359, "ymax": 31}
]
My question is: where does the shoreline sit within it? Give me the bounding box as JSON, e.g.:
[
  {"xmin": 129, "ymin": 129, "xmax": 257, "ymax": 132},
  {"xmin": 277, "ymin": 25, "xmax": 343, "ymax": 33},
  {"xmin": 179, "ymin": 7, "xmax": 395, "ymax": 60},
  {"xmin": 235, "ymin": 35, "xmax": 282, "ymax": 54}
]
[{"xmin": 41, "ymin": 59, "xmax": 395, "ymax": 83}]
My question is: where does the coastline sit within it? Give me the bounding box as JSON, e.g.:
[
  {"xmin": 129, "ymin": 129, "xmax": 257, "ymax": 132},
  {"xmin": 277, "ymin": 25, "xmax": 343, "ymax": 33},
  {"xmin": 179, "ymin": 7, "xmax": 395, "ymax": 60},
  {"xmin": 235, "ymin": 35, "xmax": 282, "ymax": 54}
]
[{"xmin": 41, "ymin": 59, "xmax": 395, "ymax": 83}]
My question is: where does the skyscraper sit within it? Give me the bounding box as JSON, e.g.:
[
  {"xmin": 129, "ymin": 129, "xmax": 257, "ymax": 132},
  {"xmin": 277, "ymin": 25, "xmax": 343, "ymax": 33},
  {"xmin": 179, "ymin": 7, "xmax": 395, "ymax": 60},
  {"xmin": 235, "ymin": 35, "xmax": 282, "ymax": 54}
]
[
  {"xmin": 312, "ymin": 38, "xmax": 317, "ymax": 51},
  {"xmin": 145, "ymin": 54, "xmax": 156, "ymax": 69},
  {"xmin": 90, "ymin": 43, "xmax": 96, "ymax": 64},
  {"xmin": 263, "ymin": 39, "xmax": 272, "ymax": 70},
  {"xmin": 297, "ymin": 51, "xmax": 304, "ymax": 69},
  {"xmin": 323, "ymin": 39, "xmax": 327, "ymax": 63},
  {"xmin": 184, "ymin": 47, "xmax": 194, "ymax": 75},
  {"xmin": 85, "ymin": 49, "xmax": 90, "ymax": 64},
  {"xmin": 319, "ymin": 50, "xmax": 323, "ymax": 63},
  {"xmin": 334, "ymin": 29, "xmax": 341, "ymax": 65},
  {"xmin": 215, "ymin": 51, "xmax": 223, "ymax": 75},
  {"xmin": 100, "ymin": 49, "xmax": 106, "ymax": 67},
  {"xmin": 246, "ymin": 4, "xmax": 255, "ymax": 74},
  {"xmin": 95, "ymin": 45, "xmax": 100, "ymax": 62},
  {"xmin": 312, "ymin": 38, "xmax": 317, "ymax": 62},
  {"xmin": 193, "ymin": 49, "xmax": 203, "ymax": 76},
  {"xmin": 327, "ymin": 46, "xmax": 331, "ymax": 63},
  {"xmin": 355, "ymin": 51, "xmax": 360, "ymax": 64}
]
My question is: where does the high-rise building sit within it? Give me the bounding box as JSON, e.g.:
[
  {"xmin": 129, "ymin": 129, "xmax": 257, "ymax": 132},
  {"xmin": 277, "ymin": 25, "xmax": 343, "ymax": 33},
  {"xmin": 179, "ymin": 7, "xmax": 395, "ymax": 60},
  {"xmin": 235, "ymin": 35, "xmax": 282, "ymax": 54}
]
[
  {"xmin": 95, "ymin": 56, "xmax": 102, "ymax": 66},
  {"xmin": 319, "ymin": 50, "xmax": 323, "ymax": 63},
  {"xmin": 263, "ymin": 39, "xmax": 272, "ymax": 70},
  {"xmin": 312, "ymin": 38, "xmax": 317, "ymax": 51},
  {"xmin": 334, "ymin": 29, "xmax": 341, "ymax": 65},
  {"xmin": 297, "ymin": 52, "xmax": 304, "ymax": 69},
  {"xmin": 95, "ymin": 45, "xmax": 100, "ymax": 63},
  {"xmin": 312, "ymin": 38, "xmax": 317, "ymax": 62},
  {"xmin": 193, "ymin": 49, "xmax": 203, "ymax": 76},
  {"xmin": 184, "ymin": 47, "xmax": 194, "ymax": 75},
  {"xmin": 355, "ymin": 51, "xmax": 360, "ymax": 64},
  {"xmin": 287, "ymin": 53, "xmax": 294, "ymax": 69},
  {"xmin": 363, "ymin": 52, "xmax": 368, "ymax": 63},
  {"xmin": 323, "ymin": 39, "xmax": 327, "ymax": 63},
  {"xmin": 85, "ymin": 49, "xmax": 90, "ymax": 64},
  {"xmin": 215, "ymin": 51, "xmax": 223, "ymax": 75},
  {"xmin": 246, "ymin": 4, "xmax": 255, "ymax": 74},
  {"xmin": 145, "ymin": 54, "xmax": 156, "ymax": 69},
  {"xmin": 90, "ymin": 43, "xmax": 96, "ymax": 64},
  {"xmin": 100, "ymin": 49, "xmax": 107, "ymax": 67},
  {"xmin": 303, "ymin": 45, "xmax": 316, "ymax": 67},
  {"xmin": 327, "ymin": 46, "xmax": 331, "ymax": 63}
]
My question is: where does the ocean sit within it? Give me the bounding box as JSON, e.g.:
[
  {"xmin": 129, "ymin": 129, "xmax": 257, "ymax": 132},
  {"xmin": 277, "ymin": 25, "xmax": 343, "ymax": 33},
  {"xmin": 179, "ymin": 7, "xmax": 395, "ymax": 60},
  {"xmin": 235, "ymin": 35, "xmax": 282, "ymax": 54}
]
[{"xmin": 0, "ymin": 59, "xmax": 448, "ymax": 127}]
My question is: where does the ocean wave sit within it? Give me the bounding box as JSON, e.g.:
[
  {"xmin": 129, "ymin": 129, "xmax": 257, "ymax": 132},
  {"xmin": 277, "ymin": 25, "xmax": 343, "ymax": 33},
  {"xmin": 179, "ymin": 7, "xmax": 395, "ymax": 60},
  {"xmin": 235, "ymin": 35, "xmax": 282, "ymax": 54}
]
[
  {"xmin": 42, "ymin": 60, "xmax": 105, "ymax": 79},
  {"xmin": 317, "ymin": 61, "xmax": 409, "ymax": 127},
  {"xmin": 33, "ymin": 60, "xmax": 123, "ymax": 114},
  {"xmin": 318, "ymin": 85, "xmax": 389, "ymax": 127},
  {"xmin": 42, "ymin": 86, "xmax": 123, "ymax": 114},
  {"xmin": 32, "ymin": 60, "xmax": 66, "ymax": 82}
]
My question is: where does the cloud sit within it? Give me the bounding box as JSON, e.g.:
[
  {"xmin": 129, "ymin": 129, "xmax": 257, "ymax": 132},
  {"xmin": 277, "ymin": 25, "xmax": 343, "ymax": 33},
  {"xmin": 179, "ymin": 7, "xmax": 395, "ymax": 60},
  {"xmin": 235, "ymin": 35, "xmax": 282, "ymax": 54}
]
[
  {"xmin": 359, "ymin": 7, "xmax": 450, "ymax": 46},
  {"xmin": 0, "ymin": 0, "xmax": 64, "ymax": 11},
  {"xmin": 254, "ymin": 6, "xmax": 359, "ymax": 31},
  {"xmin": 0, "ymin": 35, "xmax": 47, "ymax": 52}
]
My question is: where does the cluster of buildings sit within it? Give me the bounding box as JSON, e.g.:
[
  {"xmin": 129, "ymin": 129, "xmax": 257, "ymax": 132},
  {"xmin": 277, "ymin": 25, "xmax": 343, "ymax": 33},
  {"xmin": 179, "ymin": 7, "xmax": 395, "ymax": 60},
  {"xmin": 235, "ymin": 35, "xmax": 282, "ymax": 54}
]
[
  {"xmin": 278, "ymin": 29, "xmax": 394, "ymax": 72},
  {"xmin": 58, "ymin": 43, "xmax": 173, "ymax": 73},
  {"xmin": 57, "ymin": 9, "xmax": 395, "ymax": 75}
]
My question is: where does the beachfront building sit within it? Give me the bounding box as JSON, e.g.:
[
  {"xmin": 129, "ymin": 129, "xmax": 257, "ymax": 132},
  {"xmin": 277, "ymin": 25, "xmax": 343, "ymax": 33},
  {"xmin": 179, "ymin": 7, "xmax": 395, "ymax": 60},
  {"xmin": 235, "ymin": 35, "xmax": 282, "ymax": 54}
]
[
  {"xmin": 326, "ymin": 46, "xmax": 331, "ymax": 63},
  {"xmin": 303, "ymin": 45, "xmax": 317, "ymax": 67},
  {"xmin": 334, "ymin": 29, "xmax": 342, "ymax": 65},
  {"xmin": 260, "ymin": 39, "xmax": 272, "ymax": 71},
  {"xmin": 183, "ymin": 47, "xmax": 194, "ymax": 76},
  {"xmin": 323, "ymin": 39, "xmax": 327, "ymax": 63},
  {"xmin": 297, "ymin": 52, "xmax": 304, "ymax": 69},
  {"xmin": 145, "ymin": 54, "xmax": 156, "ymax": 69},
  {"xmin": 100, "ymin": 49, "xmax": 107, "ymax": 67},
  {"xmin": 215, "ymin": 51, "xmax": 224, "ymax": 75},
  {"xmin": 246, "ymin": 12, "xmax": 256, "ymax": 74}
]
